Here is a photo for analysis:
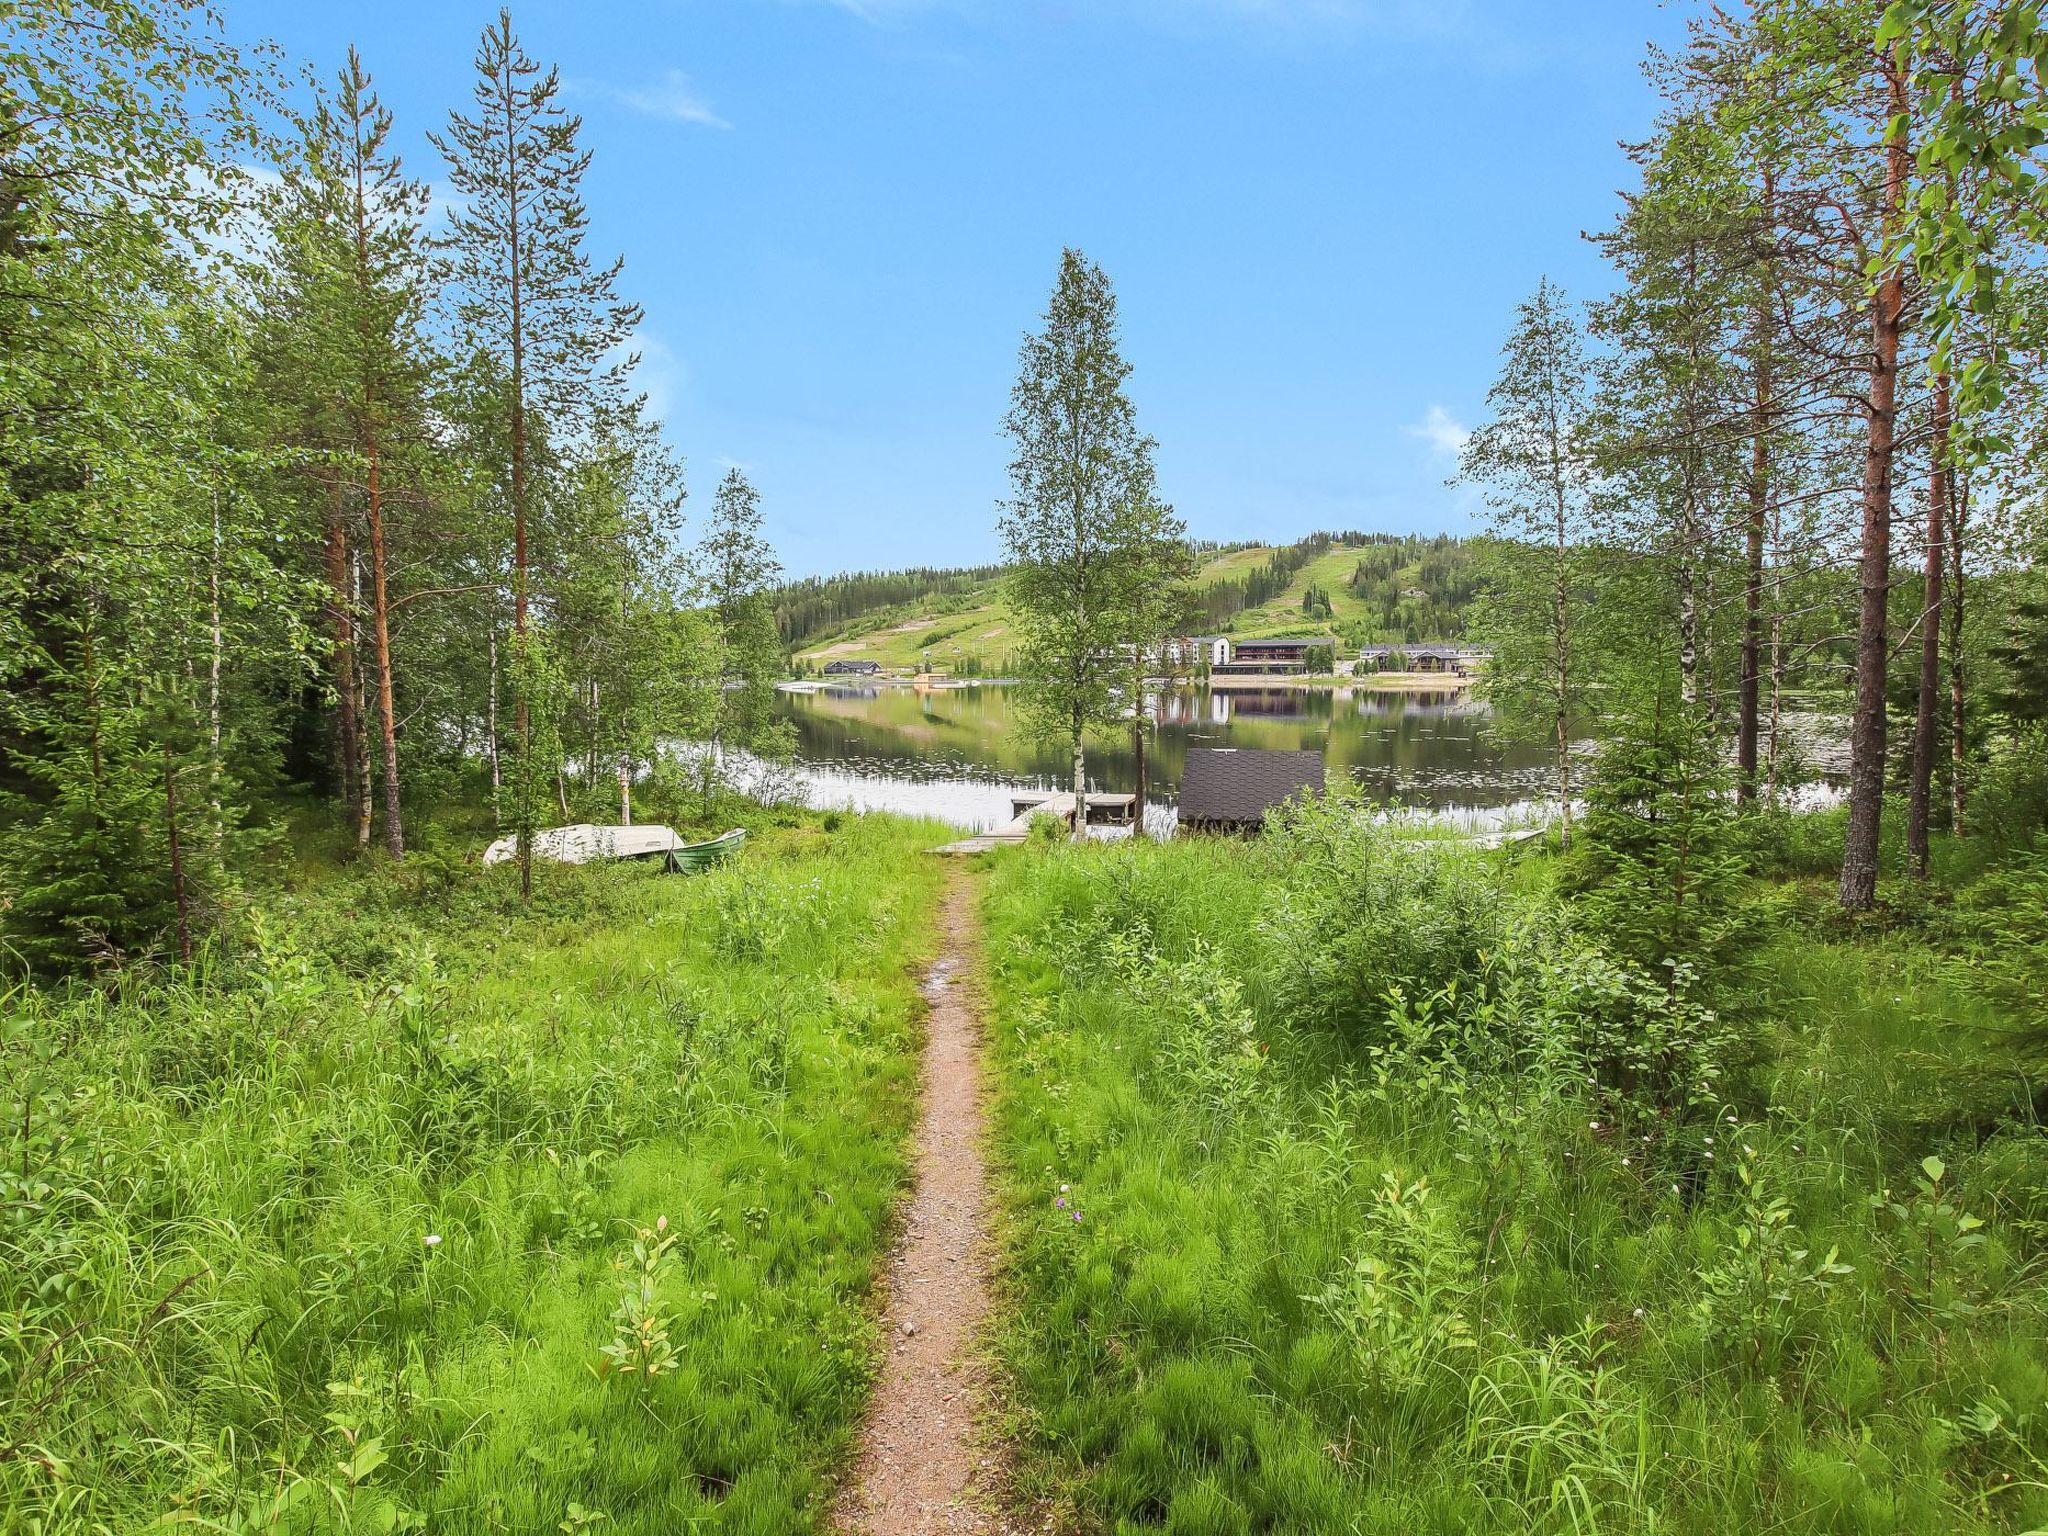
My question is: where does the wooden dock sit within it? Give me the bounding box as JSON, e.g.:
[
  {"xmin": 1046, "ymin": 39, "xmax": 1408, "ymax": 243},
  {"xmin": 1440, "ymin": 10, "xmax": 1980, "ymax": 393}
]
[
  {"xmin": 928, "ymin": 791, "xmax": 1096, "ymax": 855},
  {"xmin": 1009, "ymin": 791, "xmax": 1136, "ymax": 825}
]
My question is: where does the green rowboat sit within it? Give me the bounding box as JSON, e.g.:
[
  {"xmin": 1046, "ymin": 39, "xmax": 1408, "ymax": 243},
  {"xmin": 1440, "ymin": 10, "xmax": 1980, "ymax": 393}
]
[{"xmin": 664, "ymin": 827, "xmax": 746, "ymax": 873}]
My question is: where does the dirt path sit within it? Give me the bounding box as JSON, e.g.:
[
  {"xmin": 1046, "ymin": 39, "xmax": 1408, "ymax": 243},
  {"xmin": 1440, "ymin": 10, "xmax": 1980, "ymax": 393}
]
[{"xmin": 836, "ymin": 870, "xmax": 1017, "ymax": 1535}]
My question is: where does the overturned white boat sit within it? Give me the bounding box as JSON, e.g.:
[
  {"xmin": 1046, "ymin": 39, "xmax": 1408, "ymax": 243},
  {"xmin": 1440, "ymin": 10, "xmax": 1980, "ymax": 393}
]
[{"xmin": 481, "ymin": 823, "xmax": 686, "ymax": 868}]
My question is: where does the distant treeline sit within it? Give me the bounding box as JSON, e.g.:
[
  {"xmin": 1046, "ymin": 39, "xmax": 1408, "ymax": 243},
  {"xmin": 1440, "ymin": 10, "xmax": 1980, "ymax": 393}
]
[
  {"xmin": 774, "ymin": 565, "xmax": 1006, "ymax": 649},
  {"xmin": 1342, "ymin": 534, "xmax": 1479, "ymax": 643}
]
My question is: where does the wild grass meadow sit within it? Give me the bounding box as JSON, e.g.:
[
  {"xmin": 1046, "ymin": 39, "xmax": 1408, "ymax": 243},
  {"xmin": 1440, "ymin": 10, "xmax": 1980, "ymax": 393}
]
[
  {"xmin": 1, "ymin": 814, "xmax": 947, "ymax": 1535},
  {"xmin": 986, "ymin": 803, "xmax": 2048, "ymax": 1534}
]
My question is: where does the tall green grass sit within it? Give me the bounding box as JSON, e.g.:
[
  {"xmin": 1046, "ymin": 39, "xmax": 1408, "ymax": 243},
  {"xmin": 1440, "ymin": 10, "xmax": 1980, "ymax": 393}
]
[
  {"xmin": 986, "ymin": 827, "xmax": 2048, "ymax": 1534},
  {"xmin": 2, "ymin": 814, "xmax": 947, "ymax": 1534}
]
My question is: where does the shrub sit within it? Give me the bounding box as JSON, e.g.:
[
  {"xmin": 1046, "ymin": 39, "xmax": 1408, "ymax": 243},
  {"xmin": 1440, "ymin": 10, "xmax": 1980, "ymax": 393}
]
[
  {"xmin": 1258, "ymin": 789, "xmax": 1504, "ymax": 1045},
  {"xmin": 1941, "ymin": 837, "xmax": 2048, "ymax": 1050},
  {"xmin": 1968, "ymin": 728, "xmax": 2048, "ymax": 852}
]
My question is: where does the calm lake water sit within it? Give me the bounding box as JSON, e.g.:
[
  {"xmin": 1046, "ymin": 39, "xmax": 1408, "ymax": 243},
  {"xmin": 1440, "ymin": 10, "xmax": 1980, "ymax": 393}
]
[{"xmin": 765, "ymin": 680, "xmax": 1565, "ymax": 834}]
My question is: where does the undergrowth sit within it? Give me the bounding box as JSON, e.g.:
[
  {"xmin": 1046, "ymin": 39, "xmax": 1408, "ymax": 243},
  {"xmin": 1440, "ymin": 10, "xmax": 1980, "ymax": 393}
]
[
  {"xmin": 987, "ymin": 806, "xmax": 2048, "ymax": 1534},
  {"xmin": 1, "ymin": 813, "xmax": 947, "ymax": 1534}
]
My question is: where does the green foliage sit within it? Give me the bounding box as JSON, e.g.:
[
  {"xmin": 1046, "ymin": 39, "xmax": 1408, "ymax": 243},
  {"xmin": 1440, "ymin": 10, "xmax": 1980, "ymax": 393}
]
[
  {"xmin": 1259, "ymin": 788, "xmax": 1504, "ymax": 1042},
  {"xmin": 1342, "ymin": 534, "xmax": 1480, "ymax": 644},
  {"xmin": 1567, "ymin": 695, "xmax": 1771, "ymax": 990},
  {"xmin": 999, "ymin": 248, "xmax": 1187, "ymax": 813},
  {"xmin": 772, "ymin": 564, "xmax": 1005, "ymax": 651},
  {"xmin": 699, "ymin": 468, "xmax": 788, "ymax": 758},
  {"xmin": 1692, "ymin": 1146, "xmax": 1853, "ymax": 1372},
  {"xmin": 1940, "ymin": 836, "xmax": 2048, "ymax": 1037},
  {"xmin": 1460, "ymin": 280, "xmax": 1602, "ymax": 836},
  {"xmin": 988, "ymin": 823, "xmax": 2048, "ymax": 1533},
  {"xmin": 596, "ymin": 1217, "xmax": 686, "ymax": 1388},
  {"xmin": 0, "ymin": 815, "xmax": 948, "ymax": 1534}
]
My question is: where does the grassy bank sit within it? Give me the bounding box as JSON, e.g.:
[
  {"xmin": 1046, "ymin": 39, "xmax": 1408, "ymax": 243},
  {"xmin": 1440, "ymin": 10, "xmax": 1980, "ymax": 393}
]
[
  {"xmin": 2, "ymin": 813, "xmax": 948, "ymax": 1534},
  {"xmin": 985, "ymin": 821, "xmax": 2048, "ymax": 1534}
]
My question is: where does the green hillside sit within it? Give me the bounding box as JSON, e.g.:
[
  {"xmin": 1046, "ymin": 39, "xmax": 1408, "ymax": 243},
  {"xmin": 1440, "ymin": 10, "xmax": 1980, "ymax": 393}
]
[
  {"xmin": 785, "ymin": 533, "xmax": 1479, "ymax": 674},
  {"xmin": 1228, "ymin": 535, "xmax": 1478, "ymax": 645}
]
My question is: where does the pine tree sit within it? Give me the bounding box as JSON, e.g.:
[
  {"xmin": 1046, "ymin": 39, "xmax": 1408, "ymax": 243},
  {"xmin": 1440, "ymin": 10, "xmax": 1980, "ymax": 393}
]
[
  {"xmin": 434, "ymin": 8, "xmax": 642, "ymax": 897},
  {"xmin": 302, "ymin": 49, "xmax": 435, "ymax": 858},
  {"xmin": 1120, "ymin": 514, "xmax": 1196, "ymax": 839},
  {"xmin": 1569, "ymin": 685, "xmax": 1762, "ymax": 994}
]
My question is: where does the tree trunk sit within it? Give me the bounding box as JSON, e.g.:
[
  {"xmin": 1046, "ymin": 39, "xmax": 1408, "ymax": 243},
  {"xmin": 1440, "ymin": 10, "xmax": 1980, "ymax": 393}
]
[
  {"xmin": 351, "ymin": 108, "xmax": 405, "ymax": 862},
  {"xmin": 1908, "ymin": 372, "xmax": 1950, "ymax": 878},
  {"xmin": 1677, "ymin": 528, "xmax": 1699, "ymax": 708},
  {"xmin": 1553, "ymin": 519, "xmax": 1573, "ymax": 849},
  {"xmin": 350, "ymin": 550, "xmax": 374, "ymax": 848},
  {"xmin": 324, "ymin": 475, "xmax": 365, "ymax": 835},
  {"xmin": 1839, "ymin": 64, "xmax": 1908, "ymax": 912},
  {"xmin": 1739, "ymin": 439, "xmax": 1765, "ymax": 803},
  {"xmin": 1131, "ymin": 701, "xmax": 1147, "ymax": 842},
  {"xmin": 502, "ymin": 41, "xmax": 534, "ymax": 903},
  {"xmin": 1739, "ymin": 282, "xmax": 1771, "ymax": 801},
  {"xmin": 1071, "ymin": 703, "xmax": 1087, "ymax": 844},
  {"xmin": 487, "ymin": 627, "xmax": 502, "ymax": 822},
  {"xmin": 366, "ymin": 434, "xmax": 404, "ymax": 860},
  {"xmin": 618, "ymin": 751, "xmax": 632, "ymax": 826},
  {"xmin": 1766, "ymin": 605, "xmax": 1786, "ymax": 802},
  {"xmin": 1947, "ymin": 469, "xmax": 1968, "ymax": 838},
  {"xmin": 163, "ymin": 745, "xmax": 192, "ymax": 965},
  {"xmin": 208, "ymin": 487, "xmax": 223, "ymax": 830}
]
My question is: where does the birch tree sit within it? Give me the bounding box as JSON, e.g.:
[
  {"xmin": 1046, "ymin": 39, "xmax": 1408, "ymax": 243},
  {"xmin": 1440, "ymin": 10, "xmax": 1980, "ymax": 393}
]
[
  {"xmin": 1000, "ymin": 249, "xmax": 1169, "ymax": 840},
  {"xmin": 697, "ymin": 468, "xmax": 784, "ymax": 762},
  {"xmin": 1460, "ymin": 278, "xmax": 1599, "ymax": 845}
]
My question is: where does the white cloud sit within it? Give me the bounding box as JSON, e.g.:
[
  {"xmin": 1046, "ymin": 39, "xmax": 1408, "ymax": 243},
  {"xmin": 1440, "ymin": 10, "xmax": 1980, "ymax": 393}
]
[
  {"xmin": 426, "ymin": 179, "xmax": 469, "ymax": 231},
  {"xmin": 1405, "ymin": 404, "xmax": 1470, "ymax": 459},
  {"xmin": 612, "ymin": 329, "xmax": 690, "ymax": 427},
  {"xmin": 607, "ymin": 70, "xmax": 731, "ymax": 128}
]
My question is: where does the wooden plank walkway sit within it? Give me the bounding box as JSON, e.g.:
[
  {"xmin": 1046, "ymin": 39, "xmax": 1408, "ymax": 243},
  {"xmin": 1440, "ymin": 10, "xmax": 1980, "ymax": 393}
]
[{"xmin": 928, "ymin": 792, "xmax": 1079, "ymax": 856}]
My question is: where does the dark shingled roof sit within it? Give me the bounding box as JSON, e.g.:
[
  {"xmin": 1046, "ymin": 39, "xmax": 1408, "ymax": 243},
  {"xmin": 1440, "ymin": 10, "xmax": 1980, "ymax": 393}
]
[{"xmin": 1177, "ymin": 748, "xmax": 1325, "ymax": 828}]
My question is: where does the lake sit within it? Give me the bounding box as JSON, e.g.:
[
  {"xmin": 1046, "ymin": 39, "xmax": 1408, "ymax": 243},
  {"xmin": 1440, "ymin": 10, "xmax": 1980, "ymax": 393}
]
[{"xmin": 765, "ymin": 680, "xmax": 1566, "ymax": 834}]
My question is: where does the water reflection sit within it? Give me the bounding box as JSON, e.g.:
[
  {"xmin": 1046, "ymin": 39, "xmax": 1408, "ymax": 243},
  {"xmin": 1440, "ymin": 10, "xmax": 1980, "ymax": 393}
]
[{"xmin": 768, "ymin": 680, "xmax": 1564, "ymax": 833}]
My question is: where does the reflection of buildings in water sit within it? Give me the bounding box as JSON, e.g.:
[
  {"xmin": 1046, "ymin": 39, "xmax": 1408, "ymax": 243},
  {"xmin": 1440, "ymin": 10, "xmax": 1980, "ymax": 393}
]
[
  {"xmin": 1224, "ymin": 689, "xmax": 1310, "ymax": 720},
  {"xmin": 1152, "ymin": 689, "xmax": 1234, "ymax": 724},
  {"xmin": 819, "ymin": 685, "xmax": 881, "ymax": 700}
]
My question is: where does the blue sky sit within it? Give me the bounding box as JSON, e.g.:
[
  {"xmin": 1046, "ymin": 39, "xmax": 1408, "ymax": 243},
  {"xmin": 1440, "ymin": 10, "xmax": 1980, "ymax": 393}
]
[{"xmin": 237, "ymin": 0, "xmax": 1689, "ymax": 580}]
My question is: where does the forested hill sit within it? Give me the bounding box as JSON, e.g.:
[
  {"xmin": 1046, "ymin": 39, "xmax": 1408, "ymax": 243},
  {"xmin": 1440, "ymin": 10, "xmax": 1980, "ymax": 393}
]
[
  {"xmin": 779, "ymin": 531, "xmax": 1482, "ymax": 668},
  {"xmin": 773, "ymin": 565, "xmax": 1005, "ymax": 650}
]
